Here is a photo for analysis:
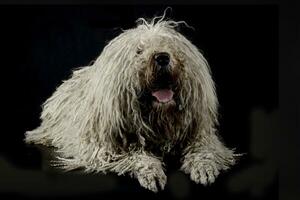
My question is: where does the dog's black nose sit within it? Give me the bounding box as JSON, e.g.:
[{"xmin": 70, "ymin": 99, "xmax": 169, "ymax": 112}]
[{"xmin": 154, "ymin": 52, "xmax": 170, "ymax": 68}]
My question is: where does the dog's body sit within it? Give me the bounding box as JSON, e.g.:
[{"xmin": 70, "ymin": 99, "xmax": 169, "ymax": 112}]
[{"xmin": 25, "ymin": 16, "xmax": 237, "ymax": 192}]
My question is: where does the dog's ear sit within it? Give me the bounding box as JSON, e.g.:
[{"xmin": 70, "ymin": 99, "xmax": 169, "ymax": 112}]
[
  {"xmin": 199, "ymin": 57, "xmax": 219, "ymax": 127},
  {"xmin": 187, "ymin": 49, "xmax": 219, "ymax": 128}
]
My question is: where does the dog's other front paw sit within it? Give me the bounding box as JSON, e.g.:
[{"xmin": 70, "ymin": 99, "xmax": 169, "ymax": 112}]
[
  {"xmin": 134, "ymin": 164, "xmax": 167, "ymax": 192},
  {"xmin": 181, "ymin": 154, "xmax": 220, "ymax": 186},
  {"xmin": 189, "ymin": 159, "xmax": 220, "ymax": 185}
]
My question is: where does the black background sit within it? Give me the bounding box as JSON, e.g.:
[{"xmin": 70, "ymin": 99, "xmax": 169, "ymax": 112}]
[{"xmin": 0, "ymin": 4, "xmax": 280, "ymax": 200}]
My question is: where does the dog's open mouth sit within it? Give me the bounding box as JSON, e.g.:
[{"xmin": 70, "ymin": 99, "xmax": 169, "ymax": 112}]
[
  {"xmin": 151, "ymin": 89, "xmax": 174, "ymax": 103},
  {"xmin": 150, "ymin": 71, "xmax": 176, "ymax": 104}
]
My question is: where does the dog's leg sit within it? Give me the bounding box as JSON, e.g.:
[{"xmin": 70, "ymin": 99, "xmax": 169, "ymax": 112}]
[
  {"xmin": 91, "ymin": 148, "xmax": 166, "ymax": 192},
  {"xmin": 107, "ymin": 150, "xmax": 166, "ymax": 192},
  {"xmin": 180, "ymin": 130, "xmax": 236, "ymax": 185}
]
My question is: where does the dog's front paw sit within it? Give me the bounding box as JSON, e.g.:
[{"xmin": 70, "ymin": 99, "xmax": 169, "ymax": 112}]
[
  {"xmin": 189, "ymin": 159, "xmax": 220, "ymax": 185},
  {"xmin": 134, "ymin": 165, "xmax": 167, "ymax": 192},
  {"xmin": 181, "ymin": 153, "xmax": 220, "ymax": 186}
]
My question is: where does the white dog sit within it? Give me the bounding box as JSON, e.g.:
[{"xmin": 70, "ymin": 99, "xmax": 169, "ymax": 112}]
[{"xmin": 25, "ymin": 14, "xmax": 237, "ymax": 192}]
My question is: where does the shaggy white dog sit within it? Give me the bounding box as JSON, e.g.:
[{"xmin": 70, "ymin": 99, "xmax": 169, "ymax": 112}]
[{"xmin": 25, "ymin": 14, "xmax": 237, "ymax": 192}]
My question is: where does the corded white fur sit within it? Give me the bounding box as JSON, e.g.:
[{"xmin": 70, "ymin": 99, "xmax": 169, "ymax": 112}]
[{"xmin": 25, "ymin": 14, "xmax": 238, "ymax": 192}]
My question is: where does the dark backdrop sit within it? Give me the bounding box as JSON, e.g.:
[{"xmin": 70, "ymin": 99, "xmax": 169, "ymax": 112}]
[{"xmin": 0, "ymin": 5, "xmax": 278, "ymax": 200}]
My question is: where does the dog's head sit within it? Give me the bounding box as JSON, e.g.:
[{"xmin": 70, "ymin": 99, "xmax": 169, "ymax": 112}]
[{"xmin": 92, "ymin": 16, "xmax": 218, "ymax": 145}]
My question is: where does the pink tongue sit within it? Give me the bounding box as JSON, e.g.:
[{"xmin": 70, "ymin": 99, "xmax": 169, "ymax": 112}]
[{"xmin": 152, "ymin": 89, "xmax": 174, "ymax": 103}]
